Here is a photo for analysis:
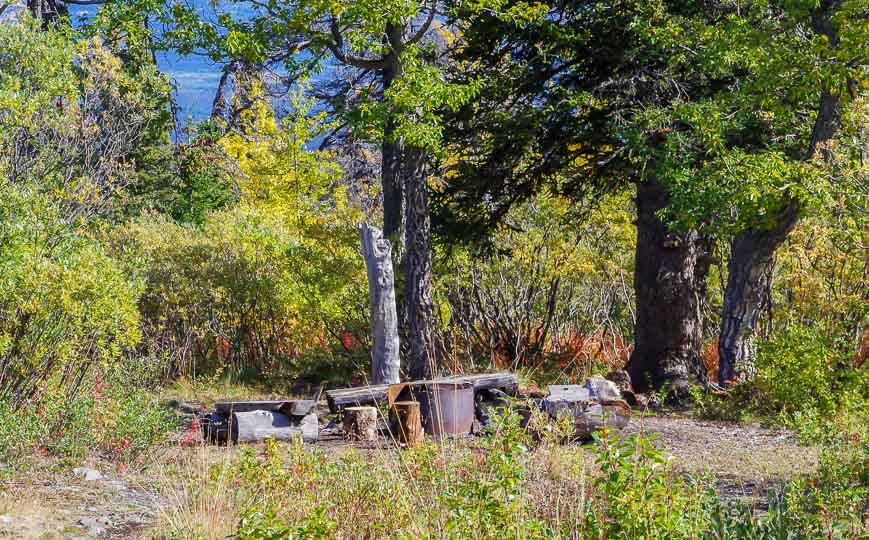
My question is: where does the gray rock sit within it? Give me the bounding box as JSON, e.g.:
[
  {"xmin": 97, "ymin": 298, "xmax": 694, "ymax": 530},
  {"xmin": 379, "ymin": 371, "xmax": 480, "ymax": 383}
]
[
  {"xmin": 585, "ymin": 375, "xmax": 621, "ymax": 402},
  {"xmin": 542, "ymin": 385, "xmax": 591, "ymax": 419},
  {"xmin": 0, "ymin": 514, "xmax": 12, "ymax": 525},
  {"xmin": 78, "ymin": 517, "xmax": 108, "ymax": 536},
  {"xmin": 73, "ymin": 467, "xmax": 103, "ymax": 481},
  {"xmin": 605, "ymin": 370, "xmax": 633, "ymax": 393}
]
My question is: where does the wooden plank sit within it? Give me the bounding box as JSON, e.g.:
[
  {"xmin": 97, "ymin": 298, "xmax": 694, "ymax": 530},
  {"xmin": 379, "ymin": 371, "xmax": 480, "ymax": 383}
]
[
  {"xmin": 216, "ymin": 400, "xmax": 316, "ymax": 416},
  {"xmin": 326, "ymin": 372, "xmax": 518, "ymax": 413}
]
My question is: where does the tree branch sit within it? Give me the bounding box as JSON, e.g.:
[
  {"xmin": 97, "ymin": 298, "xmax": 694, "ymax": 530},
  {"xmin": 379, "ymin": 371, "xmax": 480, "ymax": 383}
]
[
  {"xmin": 405, "ymin": 0, "xmax": 438, "ymax": 47},
  {"xmin": 327, "ymin": 19, "xmax": 390, "ymax": 70}
]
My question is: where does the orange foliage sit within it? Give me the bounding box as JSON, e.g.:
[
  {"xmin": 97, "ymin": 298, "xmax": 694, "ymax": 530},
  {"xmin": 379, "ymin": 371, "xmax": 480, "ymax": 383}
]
[{"xmin": 701, "ymin": 340, "xmax": 720, "ymax": 382}]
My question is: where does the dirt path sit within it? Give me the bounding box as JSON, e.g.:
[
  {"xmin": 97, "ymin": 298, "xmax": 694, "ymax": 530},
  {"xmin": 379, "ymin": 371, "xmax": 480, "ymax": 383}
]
[
  {"xmin": 0, "ymin": 414, "xmax": 817, "ymax": 538},
  {"xmin": 0, "ymin": 467, "xmax": 164, "ymax": 539},
  {"xmin": 625, "ymin": 414, "xmax": 818, "ymax": 504}
]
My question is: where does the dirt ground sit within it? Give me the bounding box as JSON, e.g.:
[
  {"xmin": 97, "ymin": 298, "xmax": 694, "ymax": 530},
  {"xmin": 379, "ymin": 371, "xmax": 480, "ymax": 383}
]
[
  {"xmin": 625, "ymin": 415, "xmax": 818, "ymax": 505},
  {"xmin": 0, "ymin": 413, "xmax": 818, "ymax": 539}
]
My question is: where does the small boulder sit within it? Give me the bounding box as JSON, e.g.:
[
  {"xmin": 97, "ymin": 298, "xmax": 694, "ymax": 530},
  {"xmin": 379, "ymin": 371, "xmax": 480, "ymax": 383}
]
[
  {"xmin": 73, "ymin": 467, "xmax": 102, "ymax": 481},
  {"xmin": 585, "ymin": 375, "xmax": 621, "ymax": 402},
  {"xmin": 541, "ymin": 385, "xmax": 591, "ymax": 419},
  {"xmin": 78, "ymin": 517, "xmax": 108, "ymax": 536},
  {"xmin": 605, "ymin": 370, "xmax": 632, "ymax": 393}
]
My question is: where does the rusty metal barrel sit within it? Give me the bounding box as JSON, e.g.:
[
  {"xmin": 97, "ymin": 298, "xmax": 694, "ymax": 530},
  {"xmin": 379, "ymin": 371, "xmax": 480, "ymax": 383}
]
[{"xmin": 418, "ymin": 381, "xmax": 474, "ymax": 437}]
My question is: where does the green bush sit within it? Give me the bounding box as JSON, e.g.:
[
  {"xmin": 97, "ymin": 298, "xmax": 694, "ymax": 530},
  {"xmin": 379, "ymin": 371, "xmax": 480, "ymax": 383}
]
[
  {"xmin": 215, "ymin": 415, "xmax": 868, "ymax": 539},
  {"xmin": 0, "ymin": 19, "xmax": 169, "ymax": 408},
  {"xmin": 0, "ymin": 184, "xmax": 142, "ymax": 407},
  {"xmin": 754, "ymin": 327, "xmax": 865, "ymax": 416},
  {"xmin": 0, "ymin": 378, "xmax": 177, "ymax": 466},
  {"xmin": 114, "ymin": 204, "xmax": 368, "ymax": 382}
]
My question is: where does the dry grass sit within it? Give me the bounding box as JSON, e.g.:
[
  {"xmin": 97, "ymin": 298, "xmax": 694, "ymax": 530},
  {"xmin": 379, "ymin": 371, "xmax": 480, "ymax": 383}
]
[
  {"xmin": 0, "ymin": 409, "xmax": 838, "ymax": 539},
  {"xmin": 0, "ymin": 488, "xmax": 63, "ymax": 538},
  {"xmin": 151, "ymin": 447, "xmax": 242, "ymax": 539}
]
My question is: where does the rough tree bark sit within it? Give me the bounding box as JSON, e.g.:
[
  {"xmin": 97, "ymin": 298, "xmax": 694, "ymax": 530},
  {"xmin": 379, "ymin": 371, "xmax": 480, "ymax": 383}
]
[
  {"xmin": 717, "ymin": 200, "xmax": 799, "ymax": 384},
  {"xmin": 627, "ymin": 179, "xmax": 711, "ymax": 395},
  {"xmin": 403, "ymin": 147, "xmax": 437, "ymax": 380},
  {"xmin": 359, "ymin": 223, "xmax": 401, "ymax": 385},
  {"xmin": 717, "ymin": 3, "xmax": 843, "ymax": 384},
  {"xmin": 380, "ymin": 22, "xmax": 406, "ymax": 243}
]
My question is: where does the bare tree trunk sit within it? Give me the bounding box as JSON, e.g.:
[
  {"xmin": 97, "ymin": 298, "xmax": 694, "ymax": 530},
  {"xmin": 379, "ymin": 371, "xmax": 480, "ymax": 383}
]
[
  {"xmin": 360, "ymin": 223, "xmax": 401, "ymax": 385},
  {"xmin": 718, "ymin": 85, "xmax": 841, "ymax": 385},
  {"xmin": 404, "ymin": 147, "xmax": 437, "ymax": 380},
  {"xmin": 211, "ymin": 64, "xmax": 234, "ymax": 125},
  {"xmin": 627, "ymin": 179, "xmax": 710, "ymax": 396}
]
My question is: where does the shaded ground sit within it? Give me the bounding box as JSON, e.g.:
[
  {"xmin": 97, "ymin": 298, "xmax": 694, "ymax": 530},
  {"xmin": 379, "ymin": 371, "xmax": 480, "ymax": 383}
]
[{"xmin": 0, "ymin": 413, "xmax": 818, "ymax": 538}]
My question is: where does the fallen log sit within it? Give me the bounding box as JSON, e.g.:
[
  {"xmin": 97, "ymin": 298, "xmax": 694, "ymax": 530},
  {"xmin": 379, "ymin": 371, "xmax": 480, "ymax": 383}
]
[
  {"xmin": 541, "ymin": 383, "xmax": 631, "ymax": 440},
  {"xmin": 326, "ymin": 372, "xmax": 518, "ymax": 413},
  {"xmin": 542, "ymin": 385, "xmax": 591, "ymax": 419},
  {"xmin": 231, "ymin": 411, "xmax": 319, "ymax": 443}
]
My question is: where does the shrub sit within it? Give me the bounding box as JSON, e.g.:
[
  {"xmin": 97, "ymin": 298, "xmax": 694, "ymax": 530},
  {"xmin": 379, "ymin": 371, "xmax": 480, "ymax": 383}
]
[
  {"xmin": 0, "ymin": 378, "xmax": 176, "ymax": 466},
  {"xmin": 439, "ymin": 192, "xmax": 635, "ymax": 377},
  {"xmin": 157, "ymin": 406, "xmax": 868, "ymax": 539},
  {"xmin": 115, "ymin": 204, "xmax": 368, "ymax": 383},
  {"xmin": 0, "ymin": 19, "xmax": 168, "ymax": 408},
  {"xmin": 754, "ymin": 326, "xmax": 865, "ymax": 416},
  {"xmin": 0, "ymin": 199, "xmax": 142, "ymax": 407}
]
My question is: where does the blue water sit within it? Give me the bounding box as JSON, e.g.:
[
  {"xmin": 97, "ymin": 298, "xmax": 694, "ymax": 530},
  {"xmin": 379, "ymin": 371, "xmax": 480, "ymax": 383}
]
[{"xmin": 69, "ymin": 3, "xmax": 235, "ymax": 122}]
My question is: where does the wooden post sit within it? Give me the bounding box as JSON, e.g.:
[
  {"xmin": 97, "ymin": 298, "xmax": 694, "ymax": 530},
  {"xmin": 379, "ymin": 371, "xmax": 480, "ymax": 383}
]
[
  {"xmin": 359, "ymin": 223, "xmax": 401, "ymax": 385},
  {"xmin": 343, "ymin": 406, "xmax": 378, "ymax": 442},
  {"xmin": 392, "ymin": 401, "xmax": 423, "ymax": 448}
]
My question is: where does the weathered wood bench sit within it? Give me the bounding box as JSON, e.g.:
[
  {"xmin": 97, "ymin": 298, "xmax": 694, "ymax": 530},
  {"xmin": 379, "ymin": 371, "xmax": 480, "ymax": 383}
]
[{"xmin": 325, "ymin": 372, "xmax": 518, "ymax": 413}]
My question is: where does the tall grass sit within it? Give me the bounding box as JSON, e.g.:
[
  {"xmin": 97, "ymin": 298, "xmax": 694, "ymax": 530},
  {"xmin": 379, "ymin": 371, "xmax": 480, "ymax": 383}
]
[{"xmin": 151, "ymin": 409, "xmax": 868, "ymax": 539}]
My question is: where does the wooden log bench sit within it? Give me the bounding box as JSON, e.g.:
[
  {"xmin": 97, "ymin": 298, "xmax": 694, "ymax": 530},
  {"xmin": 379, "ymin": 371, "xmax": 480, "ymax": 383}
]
[{"xmin": 325, "ymin": 372, "xmax": 518, "ymax": 413}]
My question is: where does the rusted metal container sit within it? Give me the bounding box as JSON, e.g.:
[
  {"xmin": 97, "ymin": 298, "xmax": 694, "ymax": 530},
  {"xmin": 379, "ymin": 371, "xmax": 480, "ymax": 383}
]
[{"xmin": 418, "ymin": 381, "xmax": 474, "ymax": 437}]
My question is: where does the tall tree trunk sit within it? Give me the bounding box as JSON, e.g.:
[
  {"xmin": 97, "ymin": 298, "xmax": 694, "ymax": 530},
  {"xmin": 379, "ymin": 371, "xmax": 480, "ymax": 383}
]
[
  {"xmin": 27, "ymin": 0, "xmax": 67, "ymax": 25},
  {"xmin": 718, "ymin": 201, "xmax": 798, "ymax": 384},
  {"xmin": 404, "ymin": 147, "xmax": 437, "ymax": 379},
  {"xmin": 718, "ymin": 87, "xmax": 841, "ymax": 385},
  {"xmin": 627, "ymin": 179, "xmax": 710, "ymax": 395},
  {"xmin": 380, "ymin": 23, "xmax": 405, "ymax": 242}
]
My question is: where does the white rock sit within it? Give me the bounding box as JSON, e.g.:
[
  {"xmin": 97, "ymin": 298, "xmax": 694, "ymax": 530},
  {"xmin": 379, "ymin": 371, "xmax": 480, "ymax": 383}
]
[
  {"xmin": 78, "ymin": 517, "xmax": 108, "ymax": 536},
  {"xmin": 73, "ymin": 467, "xmax": 103, "ymax": 481},
  {"xmin": 585, "ymin": 375, "xmax": 621, "ymax": 402}
]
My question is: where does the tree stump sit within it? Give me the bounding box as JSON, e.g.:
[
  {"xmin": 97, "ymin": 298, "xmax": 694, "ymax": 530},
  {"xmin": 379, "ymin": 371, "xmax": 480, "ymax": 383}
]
[
  {"xmin": 392, "ymin": 401, "xmax": 423, "ymax": 447},
  {"xmin": 359, "ymin": 223, "xmax": 401, "ymax": 385},
  {"xmin": 343, "ymin": 406, "xmax": 378, "ymax": 442}
]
